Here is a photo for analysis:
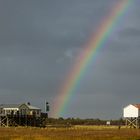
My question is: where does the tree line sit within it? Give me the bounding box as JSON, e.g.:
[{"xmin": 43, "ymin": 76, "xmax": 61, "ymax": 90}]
[{"xmin": 45, "ymin": 118, "xmax": 125, "ymax": 126}]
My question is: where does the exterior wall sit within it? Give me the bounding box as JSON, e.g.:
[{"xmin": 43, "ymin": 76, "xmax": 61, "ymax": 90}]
[
  {"xmin": 123, "ymin": 104, "xmax": 139, "ymax": 118},
  {"xmin": 19, "ymin": 104, "xmax": 30, "ymax": 115},
  {"xmin": 33, "ymin": 110, "xmax": 41, "ymax": 117}
]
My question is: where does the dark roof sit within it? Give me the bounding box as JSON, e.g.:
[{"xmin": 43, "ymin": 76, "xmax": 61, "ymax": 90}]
[
  {"xmin": 0, "ymin": 104, "xmax": 20, "ymax": 108},
  {"xmin": 133, "ymin": 104, "xmax": 140, "ymax": 109}
]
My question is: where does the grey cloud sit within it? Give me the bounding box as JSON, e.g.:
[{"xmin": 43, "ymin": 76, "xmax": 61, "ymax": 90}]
[
  {"xmin": 0, "ymin": 0, "xmax": 139, "ymax": 119},
  {"xmin": 119, "ymin": 28, "xmax": 140, "ymax": 38}
]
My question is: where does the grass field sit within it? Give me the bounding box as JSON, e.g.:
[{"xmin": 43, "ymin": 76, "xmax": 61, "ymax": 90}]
[{"xmin": 0, "ymin": 126, "xmax": 140, "ymax": 140}]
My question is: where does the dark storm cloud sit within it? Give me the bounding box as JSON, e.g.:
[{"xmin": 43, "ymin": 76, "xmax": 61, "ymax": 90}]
[
  {"xmin": 0, "ymin": 0, "xmax": 116, "ymax": 48},
  {"xmin": 0, "ymin": 0, "xmax": 139, "ymax": 119}
]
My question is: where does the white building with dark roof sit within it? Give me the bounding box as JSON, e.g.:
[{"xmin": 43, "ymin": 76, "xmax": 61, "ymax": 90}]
[{"xmin": 123, "ymin": 104, "xmax": 140, "ymax": 118}]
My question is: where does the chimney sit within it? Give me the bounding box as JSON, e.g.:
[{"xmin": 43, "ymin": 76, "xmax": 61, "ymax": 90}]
[{"xmin": 27, "ymin": 102, "xmax": 30, "ymax": 105}]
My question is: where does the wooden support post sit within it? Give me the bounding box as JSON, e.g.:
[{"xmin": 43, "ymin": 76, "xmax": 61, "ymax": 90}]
[
  {"xmin": 0, "ymin": 116, "xmax": 1, "ymax": 127},
  {"xmin": 125, "ymin": 117, "xmax": 139, "ymax": 128},
  {"xmin": 6, "ymin": 116, "xmax": 9, "ymax": 127}
]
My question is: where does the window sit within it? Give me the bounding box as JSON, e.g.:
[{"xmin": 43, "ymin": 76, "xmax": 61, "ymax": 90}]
[
  {"xmin": 0, "ymin": 109, "xmax": 2, "ymax": 114},
  {"xmin": 36, "ymin": 110, "xmax": 40, "ymax": 115},
  {"xmin": 6, "ymin": 110, "xmax": 10, "ymax": 114}
]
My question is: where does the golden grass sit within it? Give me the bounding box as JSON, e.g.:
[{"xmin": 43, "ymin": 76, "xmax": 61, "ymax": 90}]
[{"xmin": 0, "ymin": 126, "xmax": 140, "ymax": 140}]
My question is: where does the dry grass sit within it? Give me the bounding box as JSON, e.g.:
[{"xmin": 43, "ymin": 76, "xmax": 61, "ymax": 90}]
[{"xmin": 0, "ymin": 126, "xmax": 140, "ymax": 140}]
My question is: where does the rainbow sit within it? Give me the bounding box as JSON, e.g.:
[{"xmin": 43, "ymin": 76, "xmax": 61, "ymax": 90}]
[{"xmin": 51, "ymin": 0, "xmax": 131, "ymax": 117}]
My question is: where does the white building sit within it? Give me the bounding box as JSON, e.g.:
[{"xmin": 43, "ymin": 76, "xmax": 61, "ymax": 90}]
[
  {"xmin": 123, "ymin": 104, "xmax": 140, "ymax": 118},
  {"xmin": 123, "ymin": 104, "xmax": 140, "ymax": 128}
]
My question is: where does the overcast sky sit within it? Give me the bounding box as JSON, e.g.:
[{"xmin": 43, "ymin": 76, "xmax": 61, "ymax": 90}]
[{"xmin": 0, "ymin": 0, "xmax": 140, "ymax": 119}]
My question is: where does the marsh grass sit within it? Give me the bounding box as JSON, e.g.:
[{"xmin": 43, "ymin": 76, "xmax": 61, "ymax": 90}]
[{"xmin": 0, "ymin": 126, "xmax": 140, "ymax": 140}]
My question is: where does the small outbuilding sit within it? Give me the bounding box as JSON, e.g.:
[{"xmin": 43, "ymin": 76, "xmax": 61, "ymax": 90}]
[{"xmin": 123, "ymin": 104, "xmax": 140, "ymax": 128}]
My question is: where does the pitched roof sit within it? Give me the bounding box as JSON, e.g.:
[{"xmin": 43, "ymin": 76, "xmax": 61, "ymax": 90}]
[
  {"xmin": 19, "ymin": 103, "xmax": 41, "ymax": 110},
  {"xmin": 26, "ymin": 104, "xmax": 41, "ymax": 110},
  {"xmin": 0, "ymin": 104, "xmax": 20, "ymax": 108},
  {"xmin": 0, "ymin": 103, "xmax": 41, "ymax": 110},
  {"xmin": 133, "ymin": 104, "xmax": 140, "ymax": 109}
]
